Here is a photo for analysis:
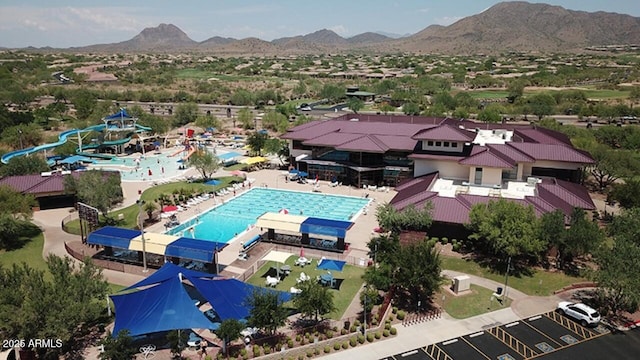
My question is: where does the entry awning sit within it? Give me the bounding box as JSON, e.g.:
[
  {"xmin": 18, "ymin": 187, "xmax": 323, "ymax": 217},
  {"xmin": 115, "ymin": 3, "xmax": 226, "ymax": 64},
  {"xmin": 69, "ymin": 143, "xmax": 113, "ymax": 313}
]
[
  {"xmin": 129, "ymin": 233, "xmax": 178, "ymax": 254},
  {"xmin": 256, "ymin": 212, "xmax": 308, "ymax": 233},
  {"xmin": 165, "ymin": 237, "xmax": 227, "ymax": 263},
  {"xmin": 87, "ymin": 226, "xmax": 141, "ymax": 249}
]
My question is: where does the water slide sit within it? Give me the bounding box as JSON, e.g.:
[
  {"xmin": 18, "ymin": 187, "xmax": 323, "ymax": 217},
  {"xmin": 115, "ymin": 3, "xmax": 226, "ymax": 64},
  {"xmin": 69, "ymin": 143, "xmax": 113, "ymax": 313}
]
[
  {"xmin": 182, "ymin": 147, "xmax": 196, "ymax": 161},
  {"xmin": 1, "ymin": 123, "xmax": 153, "ymax": 164},
  {"xmin": 1, "ymin": 124, "xmax": 105, "ymax": 164}
]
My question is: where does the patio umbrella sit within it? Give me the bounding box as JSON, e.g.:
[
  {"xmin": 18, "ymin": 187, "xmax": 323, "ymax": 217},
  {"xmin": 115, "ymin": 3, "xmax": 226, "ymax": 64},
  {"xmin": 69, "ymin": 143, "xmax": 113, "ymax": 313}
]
[
  {"xmin": 230, "ymin": 170, "xmax": 246, "ymax": 177},
  {"xmin": 317, "ymin": 259, "xmax": 346, "ymax": 272},
  {"xmin": 279, "ymin": 208, "xmax": 289, "ymax": 214},
  {"xmin": 299, "ymin": 247, "xmax": 305, "ymax": 258},
  {"xmin": 298, "ymin": 171, "xmax": 309, "ymax": 178},
  {"xmin": 205, "ymin": 179, "xmax": 221, "ymax": 186},
  {"xmin": 162, "ymin": 205, "xmax": 178, "ymax": 213}
]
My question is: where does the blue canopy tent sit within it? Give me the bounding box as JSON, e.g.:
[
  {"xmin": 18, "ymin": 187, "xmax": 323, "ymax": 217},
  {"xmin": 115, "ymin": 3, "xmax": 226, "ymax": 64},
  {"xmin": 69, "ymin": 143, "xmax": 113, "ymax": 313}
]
[
  {"xmin": 165, "ymin": 237, "xmax": 227, "ymax": 263},
  {"xmin": 123, "ymin": 262, "xmax": 216, "ymax": 291},
  {"xmin": 205, "ymin": 179, "xmax": 221, "ymax": 186},
  {"xmin": 110, "ymin": 276, "xmax": 215, "ymax": 337},
  {"xmin": 317, "ymin": 259, "xmax": 346, "ymax": 272},
  {"xmin": 104, "ymin": 108, "xmax": 133, "ymax": 120},
  {"xmin": 300, "ymin": 218, "xmax": 353, "ymax": 238},
  {"xmin": 87, "ymin": 226, "xmax": 141, "ymax": 249},
  {"xmin": 186, "ymin": 275, "xmax": 292, "ymax": 321}
]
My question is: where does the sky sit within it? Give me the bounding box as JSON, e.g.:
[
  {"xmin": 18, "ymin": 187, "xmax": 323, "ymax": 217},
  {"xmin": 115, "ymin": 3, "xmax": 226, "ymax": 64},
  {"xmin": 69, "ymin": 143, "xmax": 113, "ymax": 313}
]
[{"xmin": 0, "ymin": 0, "xmax": 639, "ymax": 48}]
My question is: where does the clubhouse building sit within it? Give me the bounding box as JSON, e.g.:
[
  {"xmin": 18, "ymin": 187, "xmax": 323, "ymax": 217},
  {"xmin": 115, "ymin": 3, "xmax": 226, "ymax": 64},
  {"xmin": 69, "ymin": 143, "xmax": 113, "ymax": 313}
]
[{"xmin": 282, "ymin": 114, "xmax": 595, "ymax": 233}]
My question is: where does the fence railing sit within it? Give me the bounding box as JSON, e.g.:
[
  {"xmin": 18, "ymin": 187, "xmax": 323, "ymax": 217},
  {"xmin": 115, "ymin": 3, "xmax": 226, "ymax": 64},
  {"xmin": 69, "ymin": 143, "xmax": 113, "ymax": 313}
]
[{"xmin": 401, "ymin": 308, "xmax": 442, "ymax": 327}]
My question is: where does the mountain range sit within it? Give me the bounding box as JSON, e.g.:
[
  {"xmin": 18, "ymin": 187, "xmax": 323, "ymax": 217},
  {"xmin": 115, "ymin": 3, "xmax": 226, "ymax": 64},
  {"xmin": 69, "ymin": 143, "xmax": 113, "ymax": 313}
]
[{"xmin": 68, "ymin": 2, "xmax": 640, "ymax": 55}]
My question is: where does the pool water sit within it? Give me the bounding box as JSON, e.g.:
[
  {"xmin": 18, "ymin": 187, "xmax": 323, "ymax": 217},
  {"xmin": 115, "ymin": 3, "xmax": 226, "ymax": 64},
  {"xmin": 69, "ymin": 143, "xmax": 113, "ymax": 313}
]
[
  {"xmin": 88, "ymin": 148, "xmax": 235, "ymax": 181},
  {"xmin": 167, "ymin": 188, "xmax": 370, "ymax": 243}
]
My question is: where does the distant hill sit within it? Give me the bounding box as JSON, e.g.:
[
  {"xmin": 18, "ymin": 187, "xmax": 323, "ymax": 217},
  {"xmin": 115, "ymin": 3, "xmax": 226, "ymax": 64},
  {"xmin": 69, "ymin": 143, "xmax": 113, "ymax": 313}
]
[
  {"xmin": 397, "ymin": 1, "xmax": 640, "ymax": 53},
  {"xmin": 78, "ymin": 23, "xmax": 197, "ymax": 52},
  {"xmin": 52, "ymin": 2, "xmax": 640, "ymax": 55}
]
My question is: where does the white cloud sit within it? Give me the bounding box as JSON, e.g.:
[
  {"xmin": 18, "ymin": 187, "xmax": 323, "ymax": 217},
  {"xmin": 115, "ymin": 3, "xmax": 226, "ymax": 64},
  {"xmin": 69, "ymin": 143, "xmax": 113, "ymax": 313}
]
[
  {"xmin": 328, "ymin": 25, "xmax": 348, "ymax": 36},
  {"xmin": 434, "ymin": 16, "xmax": 463, "ymax": 26},
  {"xmin": 418, "ymin": 8, "xmax": 430, "ymax": 13}
]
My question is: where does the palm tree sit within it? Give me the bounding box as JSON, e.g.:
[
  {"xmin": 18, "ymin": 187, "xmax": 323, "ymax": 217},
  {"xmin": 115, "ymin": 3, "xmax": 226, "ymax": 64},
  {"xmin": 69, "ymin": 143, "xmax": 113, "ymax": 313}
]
[{"xmin": 143, "ymin": 201, "xmax": 157, "ymax": 220}]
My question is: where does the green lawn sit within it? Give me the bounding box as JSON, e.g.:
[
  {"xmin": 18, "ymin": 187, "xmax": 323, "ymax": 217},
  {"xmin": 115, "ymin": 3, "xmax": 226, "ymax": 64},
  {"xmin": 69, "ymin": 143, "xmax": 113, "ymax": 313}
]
[
  {"xmin": 467, "ymin": 90, "xmax": 509, "ymax": 99},
  {"xmin": 465, "ymin": 88, "xmax": 630, "ymax": 100},
  {"xmin": 438, "ymin": 284, "xmax": 512, "ymax": 319},
  {"xmin": 582, "ymin": 89, "xmax": 630, "ymax": 99},
  {"xmin": 0, "ymin": 233, "xmax": 48, "ymax": 273},
  {"xmin": 245, "ymin": 256, "xmax": 365, "ymax": 319},
  {"xmin": 441, "ymin": 256, "xmax": 585, "ymax": 296}
]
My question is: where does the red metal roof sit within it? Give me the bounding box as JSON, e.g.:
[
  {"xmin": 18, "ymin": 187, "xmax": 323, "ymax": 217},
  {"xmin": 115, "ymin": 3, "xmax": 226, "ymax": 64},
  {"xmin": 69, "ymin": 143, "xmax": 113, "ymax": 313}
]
[
  {"xmin": 459, "ymin": 148, "xmax": 514, "ymax": 168},
  {"xmin": 336, "ymin": 135, "xmax": 389, "ymax": 153},
  {"xmin": 514, "ymin": 128, "xmax": 572, "ymax": 146},
  {"xmin": 507, "ymin": 143, "xmax": 595, "ymax": 164},
  {"xmin": 0, "ymin": 173, "xmax": 71, "ymax": 194},
  {"xmin": 487, "ymin": 144, "xmax": 534, "ymax": 163},
  {"xmin": 412, "ymin": 124, "xmax": 475, "ymax": 141},
  {"xmin": 408, "ymin": 153, "xmax": 465, "ymax": 161}
]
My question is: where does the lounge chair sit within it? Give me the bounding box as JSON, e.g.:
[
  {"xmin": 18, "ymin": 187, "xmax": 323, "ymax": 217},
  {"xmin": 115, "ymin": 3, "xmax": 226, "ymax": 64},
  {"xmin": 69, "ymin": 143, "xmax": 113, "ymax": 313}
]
[
  {"xmin": 296, "ymin": 272, "xmax": 311, "ymax": 283},
  {"xmin": 290, "ymin": 287, "xmax": 303, "ymax": 294}
]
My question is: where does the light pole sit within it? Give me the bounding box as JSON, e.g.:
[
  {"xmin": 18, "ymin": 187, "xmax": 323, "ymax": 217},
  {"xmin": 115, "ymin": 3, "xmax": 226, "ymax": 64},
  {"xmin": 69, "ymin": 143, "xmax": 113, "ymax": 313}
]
[
  {"xmin": 137, "ymin": 199, "xmax": 148, "ymax": 272},
  {"xmin": 503, "ymin": 256, "xmax": 511, "ymax": 302},
  {"xmin": 362, "ymin": 284, "xmax": 368, "ymax": 337},
  {"xmin": 18, "ymin": 129, "xmax": 23, "ymax": 149}
]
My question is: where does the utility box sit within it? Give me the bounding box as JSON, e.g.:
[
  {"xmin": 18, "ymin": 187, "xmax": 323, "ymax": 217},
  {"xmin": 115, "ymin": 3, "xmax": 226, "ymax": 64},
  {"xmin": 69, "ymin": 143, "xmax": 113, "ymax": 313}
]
[{"xmin": 452, "ymin": 275, "xmax": 471, "ymax": 294}]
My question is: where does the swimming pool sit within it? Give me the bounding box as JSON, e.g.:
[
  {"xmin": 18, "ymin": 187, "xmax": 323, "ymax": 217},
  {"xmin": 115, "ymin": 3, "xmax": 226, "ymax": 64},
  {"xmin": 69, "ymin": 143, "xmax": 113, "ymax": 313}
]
[
  {"xmin": 88, "ymin": 148, "xmax": 236, "ymax": 181},
  {"xmin": 167, "ymin": 188, "xmax": 370, "ymax": 243}
]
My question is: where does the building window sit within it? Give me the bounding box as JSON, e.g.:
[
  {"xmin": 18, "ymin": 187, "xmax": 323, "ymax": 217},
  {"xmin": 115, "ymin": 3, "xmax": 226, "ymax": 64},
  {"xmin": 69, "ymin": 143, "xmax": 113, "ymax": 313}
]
[
  {"xmin": 452, "ymin": 142, "xmax": 458, "ymax": 148},
  {"xmin": 427, "ymin": 141, "xmax": 433, "ymax": 146},
  {"xmin": 443, "ymin": 142, "xmax": 450, "ymax": 147},
  {"xmin": 435, "ymin": 141, "xmax": 442, "ymax": 147},
  {"xmin": 474, "ymin": 167, "xmax": 483, "ymax": 184}
]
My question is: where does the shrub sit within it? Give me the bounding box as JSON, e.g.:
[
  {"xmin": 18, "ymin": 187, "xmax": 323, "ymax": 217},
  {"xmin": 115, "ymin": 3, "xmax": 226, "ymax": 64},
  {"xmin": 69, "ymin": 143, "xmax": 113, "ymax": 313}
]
[
  {"xmin": 275, "ymin": 343, "xmax": 282, "ymax": 351},
  {"xmin": 295, "ymin": 334, "xmax": 301, "ymax": 342},
  {"xmin": 354, "ymin": 320, "xmax": 361, "ymax": 327},
  {"xmin": 366, "ymin": 333, "xmax": 374, "ymax": 342},
  {"xmin": 441, "ymin": 237, "xmax": 448, "ymax": 244},
  {"xmin": 263, "ymin": 344, "xmax": 271, "ymax": 355},
  {"xmin": 383, "ymin": 329, "xmax": 390, "ymax": 337},
  {"xmin": 324, "ymin": 345, "xmax": 331, "ymax": 354},
  {"xmin": 385, "ymin": 322, "xmax": 391, "ymax": 330},
  {"xmin": 240, "ymin": 349, "xmax": 247, "ymax": 357},
  {"xmin": 396, "ymin": 310, "xmax": 406, "ymax": 320},
  {"xmin": 349, "ymin": 337, "xmax": 357, "ymax": 347},
  {"xmin": 333, "ymin": 342, "xmax": 341, "ymax": 351},
  {"xmin": 388, "ymin": 315, "xmax": 394, "ymax": 321},
  {"xmin": 375, "ymin": 332, "xmax": 381, "ymax": 339},
  {"xmin": 306, "ymin": 350, "xmax": 314, "ymax": 358},
  {"xmin": 431, "ymin": 237, "xmax": 439, "ymax": 243},
  {"xmin": 298, "ymin": 355, "xmax": 304, "ymax": 360},
  {"xmin": 342, "ymin": 341, "xmax": 349, "ymax": 349},
  {"xmin": 453, "ymin": 243, "xmax": 461, "ymax": 252},
  {"xmin": 314, "ymin": 348, "xmax": 320, "ymax": 355},
  {"xmin": 253, "ymin": 345, "xmax": 261, "ymax": 356},
  {"xmin": 371, "ymin": 318, "xmax": 378, "ymax": 326},
  {"xmin": 326, "ymin": 330, "xmax": 333, "ymax": 338},
  {"xmin": 287, "ymin": 339, "xmax": 294, "ymax": 348},
  {"xmin": 357, "ymin": 334, "xmax": 365, "ymax": 344},
  {"xmin": 332, "ymin": 326, "xmax": 338, "ymax": 332},
  {"xmin": 390, "ymin": 327, "xmax": 397, "ymax": 335},
  {"xmin": 349, "ymin": 325, "xmax": 357, "ymax": 333},
  {"xmin": 340, "ymin": 328, "xmax": 348, "ymax": 335},
  {"xmin": 305, "ymin": 332, "xmax": 312, "ymax": 340},
  {"xmin": 392, "ymin": 306, "xmax": 398, "ymax": 314}
]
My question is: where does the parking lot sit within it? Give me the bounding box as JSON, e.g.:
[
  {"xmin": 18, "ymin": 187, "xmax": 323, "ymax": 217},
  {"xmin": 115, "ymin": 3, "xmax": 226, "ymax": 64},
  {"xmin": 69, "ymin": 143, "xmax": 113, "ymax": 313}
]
[{"xmin": 381, "ymin": 310, "xmax": 619, "ymax": 360}]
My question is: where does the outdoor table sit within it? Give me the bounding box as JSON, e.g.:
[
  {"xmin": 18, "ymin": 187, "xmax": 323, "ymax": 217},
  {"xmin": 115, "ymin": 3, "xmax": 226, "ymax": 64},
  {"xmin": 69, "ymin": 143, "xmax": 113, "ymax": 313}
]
[
  {"xmin": 281, "ymin": 265, "xmax": 292, "ymax": 275},
  {"xmin": 320, "ymin": 273, "xmax": 334, "ymax": 287},
  {"xmin": 295, "ymin": 257, "xmax": 308, "ymax": 266}
]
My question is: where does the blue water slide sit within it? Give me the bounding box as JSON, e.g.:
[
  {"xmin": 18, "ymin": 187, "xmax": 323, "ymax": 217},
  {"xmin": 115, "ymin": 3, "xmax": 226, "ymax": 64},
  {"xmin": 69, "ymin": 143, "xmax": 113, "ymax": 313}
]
[{"xmin": 1, "ymin": 124, "xmax": 106, "ymax": 164}]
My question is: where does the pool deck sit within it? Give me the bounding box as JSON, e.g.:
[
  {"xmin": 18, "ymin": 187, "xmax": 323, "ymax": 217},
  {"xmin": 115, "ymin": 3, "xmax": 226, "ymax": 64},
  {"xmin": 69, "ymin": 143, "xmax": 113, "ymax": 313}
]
[{"xmin": 141, "ymin": 168, "xmax": 395, "ymax": 278}]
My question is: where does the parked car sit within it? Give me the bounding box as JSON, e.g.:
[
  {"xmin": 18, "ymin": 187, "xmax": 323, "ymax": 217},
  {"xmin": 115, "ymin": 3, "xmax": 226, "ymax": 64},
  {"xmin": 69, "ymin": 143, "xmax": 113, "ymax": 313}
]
[{"xmin": 557, "ymin": 301, "xmax": 601, "ymax": 326}]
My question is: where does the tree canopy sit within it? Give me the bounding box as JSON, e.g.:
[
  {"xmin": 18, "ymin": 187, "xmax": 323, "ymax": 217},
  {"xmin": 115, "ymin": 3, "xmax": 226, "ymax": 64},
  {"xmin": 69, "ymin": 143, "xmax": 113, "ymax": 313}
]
[
  {"xmin": 0, "ymin": 255, "xmax": 109, "ymax": 358},
  {"xmin": 467, "ymin": 199, "xmax": 546, "ymax": 265},
  {"xmin": 188, "ymin": 150, "xmax": 220, "ymax": 180},
  {"xmin": 375, "ymin": 203, "xmax": 432, "ymax": 234},
  {"xmin": 292, "ymin": 280, "xmax": 336, "ymax": 322},
  {"xmin": 64, "ymin": 170, "xmax": 123, "ymax": 217},
  {"xmin": 246, "ymin": 289, "xmax": 288, "ymax": 335}
]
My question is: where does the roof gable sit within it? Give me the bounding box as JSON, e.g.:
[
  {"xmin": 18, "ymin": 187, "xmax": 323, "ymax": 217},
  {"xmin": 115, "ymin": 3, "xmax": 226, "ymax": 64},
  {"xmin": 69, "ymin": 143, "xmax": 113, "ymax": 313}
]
[
  {"xmin": 412, "ymin": 124, "xmax": 474, "ymax": 141},
  {"xmin": 459, "ymin": 148, "xmax": 514, "ymax": 168}
]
